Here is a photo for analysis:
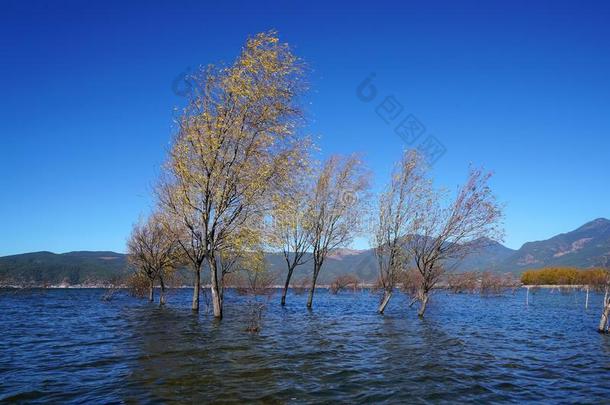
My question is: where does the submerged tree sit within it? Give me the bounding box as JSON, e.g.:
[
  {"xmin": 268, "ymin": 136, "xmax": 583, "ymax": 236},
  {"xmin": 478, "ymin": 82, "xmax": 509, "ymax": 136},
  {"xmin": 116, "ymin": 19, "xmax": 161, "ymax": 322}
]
[
  {"xmin": 329, "ymin": 274, "xmax": 361, "ymax": 294},
  {"xmin": 447, "ymin": 271, "xmax": 479, "ymax": 294},
  {"xmin": 126, "ymin": 213, "xmax": 180, "ymax": 305},
  {"xmin": 307, "ymin": 154, "xmax": 370, "ymax": 309},
  {"xmin": 215, "ymin": 216, "xmax": 267, "ymax": 312},
  {"xmin": 225, "ymin": 249, "xmax": 276, "ymax": 333},
  {"xmin": 373, "ymin": 150, "xmax": 427, "ymax": 314},
  {"xmin": 157, "ymin": 181, "xmax": 207, "ymax": 311},
  {"xmin": 270, "ymin": 185, "xmax": 313, "ymax": 306},
  {"xmin": 292, "ymin": 276, "xmax": 310, "ymax": 295},
  {"xmin": 479, "ymin": 271, "xmax": 520, "ymax": 296},
  {"xmin": 159, "ymin": 31, "xmax": 309, "ymax": 318},
  {"xmin": 407, "ymin": 167, "xmax": 503, "ymax": 317}
]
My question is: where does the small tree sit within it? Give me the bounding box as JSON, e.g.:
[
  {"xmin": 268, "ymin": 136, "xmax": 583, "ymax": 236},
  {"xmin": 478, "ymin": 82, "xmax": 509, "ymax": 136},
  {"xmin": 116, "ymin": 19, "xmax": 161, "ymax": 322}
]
[
  {"xmin": 479, "ymin": 271, "xmax": 510, "ymax": 296},
  {"xmin": 127, "ymin": 213, "xmax": 180, "ymax": 305},
  {"xmin": 329, "ymin": 274, "xmax": 361, "ymax": 294},
  {"xmin": 157, "ymin": 181, "xmax": 206, "ymax": 310},
  {"xmin": 447, "ymin": 272, "xmax": 478, "ymax": 294},
  {"xmin": 292, "ymin": 276, "xmax": 310, "ymax": 295},
  {"xmin": 270, "ymin": 187, "xmax": 313, "ymax": 306},
  {"xmin": 215, "ymin": 216, "xmax": 266, "ymax": 313},
  {"xmin": 306, "ymin": 155, "xmax": 370, "ymax": 309},
  {"xmin": 226, "ymin": 251, "xmax": 276, "ymax": 333},
  {"xmin": 372, "ymin": 150, "xmax": 427, "ymax": 313},
  {"xmin": 407, "ymin": 167, "xmax": 503, "ymax": 317},
  {"xmin": 400, "ymin": 268, "xmax": 424, "ymax": 302}
]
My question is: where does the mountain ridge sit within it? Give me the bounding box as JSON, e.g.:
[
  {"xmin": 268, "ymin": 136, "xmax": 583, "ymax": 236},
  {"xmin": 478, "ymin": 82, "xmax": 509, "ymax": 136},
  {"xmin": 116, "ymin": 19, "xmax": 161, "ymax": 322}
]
[{"xmin": 1, "ymin": 218, "xmax": 608, "ymax": 286}]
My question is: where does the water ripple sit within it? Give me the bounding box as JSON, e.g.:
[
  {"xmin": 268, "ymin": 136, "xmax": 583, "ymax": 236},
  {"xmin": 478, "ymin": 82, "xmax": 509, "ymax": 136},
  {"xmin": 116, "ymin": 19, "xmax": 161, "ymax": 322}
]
[{"xmin": 2, "ymin": 288, "xmax": 610, "ymax": 403}]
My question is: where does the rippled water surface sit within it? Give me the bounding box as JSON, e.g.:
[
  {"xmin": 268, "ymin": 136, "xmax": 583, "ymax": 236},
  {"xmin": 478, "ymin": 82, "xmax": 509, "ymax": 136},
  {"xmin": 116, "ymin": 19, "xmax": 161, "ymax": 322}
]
[{"xmin": 1, "ymin": 288, "xmax": 610, "ymax": 403}]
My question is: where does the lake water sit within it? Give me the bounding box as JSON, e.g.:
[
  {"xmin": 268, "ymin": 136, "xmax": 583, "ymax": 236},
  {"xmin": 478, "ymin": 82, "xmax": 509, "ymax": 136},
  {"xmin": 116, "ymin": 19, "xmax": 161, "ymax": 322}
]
[{"xmin": 1, "ymin": 287, "xmax": 610, "ymax": 403}]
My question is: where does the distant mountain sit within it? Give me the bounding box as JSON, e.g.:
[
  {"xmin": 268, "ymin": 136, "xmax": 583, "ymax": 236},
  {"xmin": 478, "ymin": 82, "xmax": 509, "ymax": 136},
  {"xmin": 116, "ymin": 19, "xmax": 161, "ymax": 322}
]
[
  {"xmin": 0, "ymin": 251, "xmax": 128, "ymax": 286},
  {"xmin": 457, "ymin": 238, "xmax": 517, "ymax": 272},
  {"xmin": 1, "ymin": 218, "xmax": 609, "ymax": 286},
  {"xmin": 501, "ymin": 218, "xmax": 610, "ymax": 271}
]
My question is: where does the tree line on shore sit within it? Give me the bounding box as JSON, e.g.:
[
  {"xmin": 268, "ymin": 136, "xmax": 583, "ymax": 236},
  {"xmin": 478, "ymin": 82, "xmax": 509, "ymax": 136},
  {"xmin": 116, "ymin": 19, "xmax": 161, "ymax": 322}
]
[
  {"xmin": 520, "ymin": 267, "xmax": 608, "ymax": 287},
  {"xmin": 521, "ymin": 266, "xmax": 610, "ymax": 333},
  {"xmin": 124, "ymin": 30, "xmax": 610, "ymax": 333}
]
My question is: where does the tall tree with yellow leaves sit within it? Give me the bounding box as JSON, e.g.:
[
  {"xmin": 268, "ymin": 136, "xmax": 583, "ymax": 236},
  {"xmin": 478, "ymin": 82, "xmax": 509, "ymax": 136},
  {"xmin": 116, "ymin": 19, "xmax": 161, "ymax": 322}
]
[{"xmin": 159, "ymin": 31, "xmax": 309, "ymax": 318}]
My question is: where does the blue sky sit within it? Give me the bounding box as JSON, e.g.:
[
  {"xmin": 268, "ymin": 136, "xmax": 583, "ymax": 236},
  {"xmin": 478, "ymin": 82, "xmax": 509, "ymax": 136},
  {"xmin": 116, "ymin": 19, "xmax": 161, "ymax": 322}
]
[{"xmin": 1, "ymin": 0, "xmax": 609, "ymax": 256}]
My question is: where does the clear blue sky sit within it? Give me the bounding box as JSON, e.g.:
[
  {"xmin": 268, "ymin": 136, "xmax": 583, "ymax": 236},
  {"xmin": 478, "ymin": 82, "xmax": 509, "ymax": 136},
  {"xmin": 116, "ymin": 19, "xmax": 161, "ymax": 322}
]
[{"xmin": 1, "ymin": 0, "xmax": 609, "ymax": 256}]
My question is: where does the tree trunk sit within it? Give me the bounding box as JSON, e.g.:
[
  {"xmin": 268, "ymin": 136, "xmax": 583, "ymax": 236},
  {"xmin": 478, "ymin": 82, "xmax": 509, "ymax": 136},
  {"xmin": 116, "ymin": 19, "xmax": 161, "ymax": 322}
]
[
  {"xmin": 378, "ymin": 290, "xmax": 392, "ymax": 314},
  {"xmin": 281, "ymin": 266, "xmax": 296, "ymax": 306},
  {"xmin": 148, "ymin": 279, "xmax": 154, "ymax": 302},
  {"xmin": 417, "ymin": 292, "xmax": 429, "ymax": 318},
  {"xmin": 192, "ymin": 266, "xmax": 200, "ymax": 312},
  {"xmin": 599, "ymin": 296, "xmax": 610, "ymax": 333},
  {"xmin": 307, "ymin": 263, "xmax": 320, "ymax": 309},
  {"xmin": 160, "ymin": 277, "xmax": 166, "ymax": 306},
  {"xmin": 209, "ymin": 256, "xmax": 223, "ymax": 319}
]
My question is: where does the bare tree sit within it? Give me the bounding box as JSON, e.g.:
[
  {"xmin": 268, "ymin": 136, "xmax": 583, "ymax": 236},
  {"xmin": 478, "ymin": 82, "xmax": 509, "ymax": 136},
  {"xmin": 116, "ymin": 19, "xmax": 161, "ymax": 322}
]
[
  {"xmin": 407, "ymin": 167, "xmax": 503, "ymax": 317},
  {"xmin": 157, "ymin": 182, "xmax": 207, "ymax": 310},
  {"xmin": 372, "ymin": 150, "xmax": 427, "ymax": 314},
  {"xmin": 126, "ymin": 213, "xmax": 180, "ymax": 305},
  {"xmin": 214, "ymin": 217, "xmax": 266, "ymax": 312},
  {"xmin": 292, "ymin": 276, "xmax": 310, "ymax": 295},
  {"xmin": 329, "ymin": 274, "xmax": 361, "ymax": 294},
  {"xmin": 225, "ymin": 251, "xmax": 276, "ymax": 333},
  {"xmin": 159, "ymin": 31, "xmax": 309, "ymax": 318},
  {"xmin": 480, "ymin": 271, "xmax": 512, "ymax": 296},
  {"xmin": 126, "ymin": 272, "xmax": 151, "ymax": 298},
  {"xmin": 447, "ymin": 271, "xmax": 479, "ymax": 294},
  {"xmin": 306, "ymin": 154, "xmax": 370, "ymax": 309},
  {"xmin": 270, "ymin": 187, "xmax": 313, "ymax": 306},
  {"xmin": 400, "ymin": 268, "xmax": 424, "ymax": 300}
]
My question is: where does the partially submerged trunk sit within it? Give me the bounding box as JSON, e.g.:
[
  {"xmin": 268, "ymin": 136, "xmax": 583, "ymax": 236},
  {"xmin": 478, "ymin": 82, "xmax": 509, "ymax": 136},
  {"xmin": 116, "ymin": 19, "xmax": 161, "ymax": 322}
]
[
  {"xmin": 417, "ymin": 292, "xmax": 429, "ymax": 318},
  {"xmin": 192, "ymin": 265, "xmax": 201, "ymax": 312},
  {"xmin": 281, "ymin": 265, "xmax": 296, "ymax": 306},
  {"xmin": 599, "ymin": 293, "xmax": 610, "ymax": 333},
  {"xmin": 378, "ymin": 290, "xmax": 392, "ymax": 314},
  {"xmin": 307, "ymin": 263, "xmax": 321, "ymax": 309},
  {"xmin": 209, "ymin": 256, "xmax": 223, "ymax": 319},
  {"xmin": 159, "ymin": 276, "xmax": 166, "ymax": 306},
  {"xmin": 148, "ymin": 279, "xmax": 154, "ymax": 302}
]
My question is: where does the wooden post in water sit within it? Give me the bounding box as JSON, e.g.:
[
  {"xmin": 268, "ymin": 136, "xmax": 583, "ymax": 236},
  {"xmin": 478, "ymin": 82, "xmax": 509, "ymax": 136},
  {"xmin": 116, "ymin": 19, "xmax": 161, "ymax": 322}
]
[
  {"xmin": 585, "ymin": 286, "xmax": 589, "ymax": 309},
  {"xmin": 526, "ymin": 286, "xmax": 529, "ymax": 306}
]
